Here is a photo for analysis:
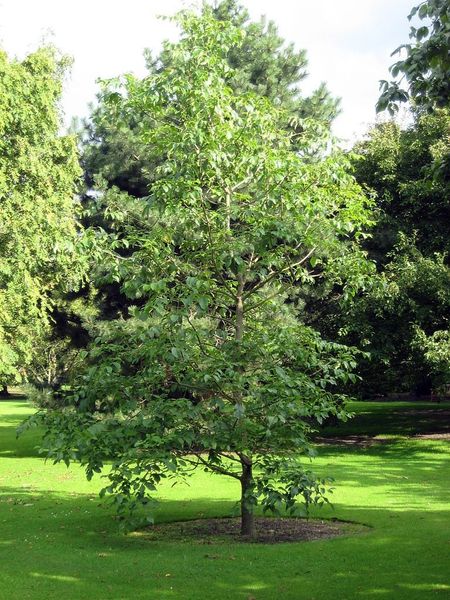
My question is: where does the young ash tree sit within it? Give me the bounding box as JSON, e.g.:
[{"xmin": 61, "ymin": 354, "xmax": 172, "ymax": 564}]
[{"xmin": 29, "ymin": 12, "xmax": 373, "ymax": 536}]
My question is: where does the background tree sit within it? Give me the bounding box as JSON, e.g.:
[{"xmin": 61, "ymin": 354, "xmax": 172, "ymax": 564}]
[
  {"xmin": 327, "ymin": 109, "xmax": 450, "ymax": 397},
  {"xmin": 415, "ymin": 328, "xmax": 450, "ymax": 392},
  {"xmin": 340, "ymin": 239, "xmax": 450, "ymax": 396},
  {"xmin": 353, "ymin": 110, "xmax": 449, "ymax": 260},
  {"xmin": 0, "ymin": 47, "xmax": 84, "ymax": 392},
  {"xmin": 377, "ymin": 0, "xmax": 450, "ymax": 114},
  {"xmin": 24, "ymin": 290, "xmax": 97, "ymax": 399},
  {"xmin": 30, "ymin": 10, "xmax": 373, "ymax": 536}
]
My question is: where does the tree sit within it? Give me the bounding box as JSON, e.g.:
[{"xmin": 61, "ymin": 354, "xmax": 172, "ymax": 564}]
[
  {"xmin": 29, "ymin": 11, "xmax": 373, "ymax": 536},
  {"xmin": 24, "ymin": 290, "xmax": 97, "ymax": 396},
  {"xmin": 341, "ymin": 239, "xmax": 450, "ymax": 396},
  {"xmin": 353, "ymin": 110, "xmax": 450, "ymax": 260},
  {"xmin": 414, "ymin": 328, "xmax": 450, "ymax": 392},
  {"xmin": 0, "ymin": 47, "xmax": 84, "ymax": 390},
  {"xmin": 329, "ymin": 110, "xmax": 450, "ymax": 397},
  {"xmin": 377, "ymin": 0, "xmax": 450, "ymax": 114}
]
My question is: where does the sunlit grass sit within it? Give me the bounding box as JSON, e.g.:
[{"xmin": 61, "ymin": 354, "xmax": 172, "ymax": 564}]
[{"xmin": 0, "ymin": 399, "xmax": 449, "ymax": 599}]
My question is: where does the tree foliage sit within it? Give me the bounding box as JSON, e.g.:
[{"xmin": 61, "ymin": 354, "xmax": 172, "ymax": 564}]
[
  {"xmin": 342, "ymin": 239, "xmax": 450, "ymax": 395},
  {"xmin": 28, "ymin": 11, "xmax": 373, "ymax": 535},
  {"xmin": 378, "ymin": 0, "xmax": 450, "ymax": 114},
  {"xmin": 0, "ymin": 47, "xmax": 84, "ymax": 387},
  {"xmin": 81, "ymin": 0, "xmax": 341, "ymax": 326},
  {"xmin": 342, "ymin": 109, "xmax": 450, "ymax": 396},
  {"xmin": 353, "ymin": 109, "xmax": 450, "ymax": 260},
  {"xmin": 83, "ymin": 0, "xmax": 339, "ymax": 200}
]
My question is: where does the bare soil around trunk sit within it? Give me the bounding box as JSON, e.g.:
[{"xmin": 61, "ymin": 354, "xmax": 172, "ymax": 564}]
[{"xmin": 143, "ymin": 517, "xmax": 368, "ymax": 544}]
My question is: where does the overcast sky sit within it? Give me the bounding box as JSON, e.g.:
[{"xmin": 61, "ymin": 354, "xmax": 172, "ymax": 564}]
[{"xmin": 0, "ymin": 0, "xmax": 414, "ymax": 144}]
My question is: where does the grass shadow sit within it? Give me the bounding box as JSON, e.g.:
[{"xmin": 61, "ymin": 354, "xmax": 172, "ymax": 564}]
[{"xmin": 318, "ymin": 402, "xmax": 450, "ymax": 438}]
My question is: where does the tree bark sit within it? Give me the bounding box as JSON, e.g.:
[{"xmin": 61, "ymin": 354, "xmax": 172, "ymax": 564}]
[
  {"xmin": 1, "ymin": 385, "xmax": 9, "ymax": 397},
  {"xmin": 414, "ymin": 375, "xmax": 432, "ymax": 398},
  {"xmin": 236, "ymin": 273, "xmax": 253, "ymax": 535},
  {"xmin": 240, "ymin": 458, "xmax": 255, "ymax": 536},
  {"xmin": 235, "ymin": 273, "xmax": 244, "ymax": 342}
]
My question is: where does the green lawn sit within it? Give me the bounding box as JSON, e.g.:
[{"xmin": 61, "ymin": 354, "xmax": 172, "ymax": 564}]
[{"xmin": 0, "ymin": 400, "xmax": 449, "ymax": 599}]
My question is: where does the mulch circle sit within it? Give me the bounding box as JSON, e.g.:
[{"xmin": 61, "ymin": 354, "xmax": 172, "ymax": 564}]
[{"xmin": 143, "ymin": 517, "xmax": 368, "ymax": 544}]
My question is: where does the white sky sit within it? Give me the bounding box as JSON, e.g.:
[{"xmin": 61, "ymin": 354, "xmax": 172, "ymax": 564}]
[{"xmin": 0, "ymin": 0, "xmax": 414, "ymax": 144}]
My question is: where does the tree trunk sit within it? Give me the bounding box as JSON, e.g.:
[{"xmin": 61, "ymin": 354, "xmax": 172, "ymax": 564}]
[
  {"xmin": 415, "ymin": 375, "xmax": 432, "ymax": 398},
  {"xmin": 235, "ymin": 273, "xmax": 244, "ymax": 342},
  {"xmin": 240, "ymin": 459, "xmax": 255, "ymax": 537},
  {"xmin": 1, "ymin": 385, "xmax": 9, "ymax": 397},
  {"xmin": 236, "ymin": 275, "xmax": 253, "ymax": 535}
]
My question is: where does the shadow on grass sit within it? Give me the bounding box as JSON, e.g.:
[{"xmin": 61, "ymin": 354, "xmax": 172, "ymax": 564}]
[
  {"xmin": 319, "ymin": 403, "xmax": 450, "ymax": 438},
  {"xmin": 0, "ymin": 424, "xmax": 43, "ymax": 459},
  {"xmin": 0, "ymin": 392, "xmax": 27, "ymax": 401}
]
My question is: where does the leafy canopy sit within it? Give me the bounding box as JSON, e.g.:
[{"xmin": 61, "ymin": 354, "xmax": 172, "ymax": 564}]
[
  {"xmin": 353, "ymin": 110, "xmax": 450, "ymax": 260},
  {"xmin": 378, "ymin": 0, "xmax": 450, "ymax": 114},
  {"xmin": 336, "ymin": 108, "xmax": 450, "ymax": 397},
  {"xmin": 341, "ymin": 238, "xmax": 450, "ymax": 395},
  {"xmin": 0, "ymin": 47, "xmax": 83, "ymax": 386},
  {"xmin": 80, "ymin": 0, "xmax": 341, "ymax": 329}
]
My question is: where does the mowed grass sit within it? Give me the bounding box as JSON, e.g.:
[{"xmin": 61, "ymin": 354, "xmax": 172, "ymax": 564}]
[{"xmin": 0, "ymin": 400, "xmax": 449, "ymax": 600}]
